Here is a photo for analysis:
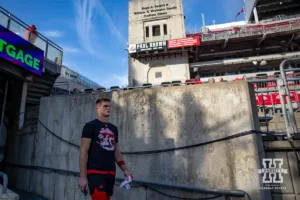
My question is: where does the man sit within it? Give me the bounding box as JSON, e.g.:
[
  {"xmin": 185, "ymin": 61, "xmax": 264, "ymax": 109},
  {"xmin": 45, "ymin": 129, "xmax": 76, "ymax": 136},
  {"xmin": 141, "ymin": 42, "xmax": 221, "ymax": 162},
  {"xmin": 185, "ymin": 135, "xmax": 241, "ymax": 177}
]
[
  {"xmin": 25, "ymin": 24, "xmax": 37, "ymax": 44},
  {"xmin": 78, "ymin": 98, "xmax": 132, "ymax": 200}
]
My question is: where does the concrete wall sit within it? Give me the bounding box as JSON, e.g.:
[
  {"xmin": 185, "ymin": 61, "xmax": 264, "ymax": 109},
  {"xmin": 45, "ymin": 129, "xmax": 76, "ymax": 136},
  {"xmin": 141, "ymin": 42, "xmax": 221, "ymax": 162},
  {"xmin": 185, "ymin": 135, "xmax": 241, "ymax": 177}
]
[
  {"xmin": 5, "ymin": 81, "xmax": 271, "ymax": 200},
  {"xmin": 128, "ymin": 0, "xmax": 186, "ymax": 44},
  {"xmin": 129, "ymin": 52, "xmax": 189, "ymax": 86},
  {"xmin": 128, "ymin": 0, "xmax": 189, "ymax": 86}
]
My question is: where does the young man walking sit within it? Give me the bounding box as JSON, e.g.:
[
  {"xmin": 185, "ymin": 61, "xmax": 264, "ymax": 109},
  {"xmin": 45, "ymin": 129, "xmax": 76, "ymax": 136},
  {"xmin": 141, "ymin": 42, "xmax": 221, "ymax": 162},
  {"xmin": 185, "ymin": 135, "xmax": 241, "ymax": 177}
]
[{"xmin": 78, "ymin": 98, "xmax": 132, "ymax": 200}]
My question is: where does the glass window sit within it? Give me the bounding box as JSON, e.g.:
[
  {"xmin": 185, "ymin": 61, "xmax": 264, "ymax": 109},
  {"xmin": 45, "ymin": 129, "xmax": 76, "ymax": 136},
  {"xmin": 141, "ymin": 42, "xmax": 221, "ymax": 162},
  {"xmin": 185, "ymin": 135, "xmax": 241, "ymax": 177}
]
[
  {"xmin": 155, "ymin": 72, "xmax": 162, "ymax": 78},
  {"xmin": 146, "ymin": 26, "xmax": 149, "ymax": 37},
  {"xmin": 163, "ymin": 24, "xmax": 167, "ymax": 35},
  {"xmin": 152, "ymin": 25, "xmax": 160, "ymax": 36},
  {"xmin": 0, "ymin": 12, "xmax": 8, "ymax": 28}
]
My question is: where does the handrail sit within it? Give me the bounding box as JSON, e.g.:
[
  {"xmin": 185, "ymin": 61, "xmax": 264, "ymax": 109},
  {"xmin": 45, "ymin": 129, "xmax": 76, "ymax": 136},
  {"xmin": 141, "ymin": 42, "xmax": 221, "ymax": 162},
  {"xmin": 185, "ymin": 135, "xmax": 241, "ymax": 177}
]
[
  {"xmin": 188, "ymin": 18, "xmax": 300, "ymax": 41},
  {"xmin": 0, "ymin": 5, "xmax": 63, "ymax": 67},
  {"xmin": 0, "ymin": 6, "xmax": 62, "ymax": 51},
  {"xmin": 280, "ymin": 57, "xmax": 300, "ymax": 138},
  {"xmin": 6, "ymin": 162, "xmax": 246, "ymax": 198},
  {"xmin": 0, "ymin": 171, "xmax": 8, "ymax": 194},
  {"xmin": 131, "ymin": 179, "xmax": 245, "ymax": 197}
]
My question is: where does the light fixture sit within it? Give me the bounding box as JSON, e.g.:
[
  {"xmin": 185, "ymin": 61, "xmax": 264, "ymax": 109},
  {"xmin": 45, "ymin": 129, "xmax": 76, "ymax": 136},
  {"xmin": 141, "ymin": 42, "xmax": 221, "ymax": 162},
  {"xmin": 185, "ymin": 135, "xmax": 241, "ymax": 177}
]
[{"xmin": 260, "ymin": 60, "xmax": 267, "ymax": 66}]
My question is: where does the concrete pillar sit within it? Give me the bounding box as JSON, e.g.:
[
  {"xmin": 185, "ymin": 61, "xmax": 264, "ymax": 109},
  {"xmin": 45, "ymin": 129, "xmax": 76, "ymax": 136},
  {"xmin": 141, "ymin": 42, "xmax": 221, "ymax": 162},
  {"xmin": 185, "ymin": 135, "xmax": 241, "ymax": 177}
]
[
  {"xmin": 253, "ymin": 7, "xmax": 259, "ymax": 23},
  {"xmin": 18, "ymin": 81, "xmax": 28, "ymax": 130}
]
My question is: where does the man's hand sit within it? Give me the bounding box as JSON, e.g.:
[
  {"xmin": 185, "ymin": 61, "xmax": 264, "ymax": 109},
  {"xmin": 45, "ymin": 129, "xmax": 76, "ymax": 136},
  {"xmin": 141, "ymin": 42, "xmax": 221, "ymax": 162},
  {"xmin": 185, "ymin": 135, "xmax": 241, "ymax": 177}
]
[
  {"xmin": 78, "ymin": 177, "xmax": 88, "ymax": 192},
  {"xmin": 124, "ymin": 169, "xmax": 132, "ymax": 179}
]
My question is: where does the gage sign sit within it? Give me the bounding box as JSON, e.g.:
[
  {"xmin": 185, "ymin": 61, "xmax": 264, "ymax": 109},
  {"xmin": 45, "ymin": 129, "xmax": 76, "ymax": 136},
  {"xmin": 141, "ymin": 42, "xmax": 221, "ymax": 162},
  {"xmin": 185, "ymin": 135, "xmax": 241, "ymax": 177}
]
[{"xmin": 0, "ymin": 24, "xmax": 44, "ymax": 76}]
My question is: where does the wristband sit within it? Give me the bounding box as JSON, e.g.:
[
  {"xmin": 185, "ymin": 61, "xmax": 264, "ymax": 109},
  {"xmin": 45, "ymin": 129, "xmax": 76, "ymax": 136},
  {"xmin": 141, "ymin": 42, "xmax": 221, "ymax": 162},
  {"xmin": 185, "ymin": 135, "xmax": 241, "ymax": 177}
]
[{"xmin": 117, "ymin": 161, "xmax": 125, "ymax": 167}]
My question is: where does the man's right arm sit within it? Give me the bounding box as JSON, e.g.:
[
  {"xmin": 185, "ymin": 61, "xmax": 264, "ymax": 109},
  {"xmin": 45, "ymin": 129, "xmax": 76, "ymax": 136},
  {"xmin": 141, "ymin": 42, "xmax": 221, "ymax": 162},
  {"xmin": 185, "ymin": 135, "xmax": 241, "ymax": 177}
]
[
  {"xmin": 78, "ymin": 123, "xmax": 93, "ymax": 192},
  {"xmin": 78, "ymin": 138, "xmax": 91, "ymax": 192},
  {"xmin": 79, "ymin": 138, "xmax": 91, "ymax": 178}
]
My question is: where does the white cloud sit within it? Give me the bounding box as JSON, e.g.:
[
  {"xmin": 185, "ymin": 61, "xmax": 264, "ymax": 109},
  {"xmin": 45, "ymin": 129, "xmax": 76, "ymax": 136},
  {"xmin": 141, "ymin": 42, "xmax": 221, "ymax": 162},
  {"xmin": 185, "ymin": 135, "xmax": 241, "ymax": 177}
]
[
  {"xmin": 74, "ymin": 0, "xmax": 126, "ymax": 59},
  {"xmin": 62, "ymin": 46, "xmax": 81, "ymax": 53},
  {"xmin": 42, "ymin": 30, "xmax": 64, "ymax": 37},
  {"xmin": 96, "ymin": 1, "xmax": 127, "ymax": 45},
  {"xmin": 74, "ymin": 0, "xmax": 98, "ymax": 56}
]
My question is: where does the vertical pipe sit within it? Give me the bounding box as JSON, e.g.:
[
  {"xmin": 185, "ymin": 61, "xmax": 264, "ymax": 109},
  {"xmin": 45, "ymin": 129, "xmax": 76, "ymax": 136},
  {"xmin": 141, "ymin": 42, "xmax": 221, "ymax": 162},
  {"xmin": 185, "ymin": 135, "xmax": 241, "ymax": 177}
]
[
  {"xmin": 7, "ymin": 14, "xmax": 11, "ymax": 29},
  {"xmin": 45, "ymin": 40, "xmax": 49, "ymax": 61},
  {"xmin": 280, "ymin": 58, "xmax": 299, "ymax": 134},
  {"xmin": 253, "ymin": 7, "xmax": 259, "ymax": 24},
  {"xmin": 270, "ymin": 93, "xmax": 278, "ymax": 130},
  {"xmin": 279, "ymin": 88, "xmax": 290, "ymax": 138},
  {"xmin": 262, "ymin": 93, "xmax": 269, "ymax": 132},
  {"xmin": 0, "ymin": 80, "xmax": 8, "ymax": 139}
]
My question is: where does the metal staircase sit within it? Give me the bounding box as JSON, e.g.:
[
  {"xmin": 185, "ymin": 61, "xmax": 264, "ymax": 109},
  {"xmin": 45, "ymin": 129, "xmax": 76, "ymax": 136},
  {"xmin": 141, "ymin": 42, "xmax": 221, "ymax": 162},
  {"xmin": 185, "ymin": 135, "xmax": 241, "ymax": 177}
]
[{"xmin": 26, "ymin": 73, "xmax": 58, "ymax": 105}]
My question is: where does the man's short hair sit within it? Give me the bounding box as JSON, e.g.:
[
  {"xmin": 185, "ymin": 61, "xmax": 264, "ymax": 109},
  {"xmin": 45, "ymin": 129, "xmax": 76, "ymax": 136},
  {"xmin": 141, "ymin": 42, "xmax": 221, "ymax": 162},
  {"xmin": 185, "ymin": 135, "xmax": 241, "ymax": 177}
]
[{"xmin": 96, "ymin": 98, "xmax": 110, "ymax": 106}]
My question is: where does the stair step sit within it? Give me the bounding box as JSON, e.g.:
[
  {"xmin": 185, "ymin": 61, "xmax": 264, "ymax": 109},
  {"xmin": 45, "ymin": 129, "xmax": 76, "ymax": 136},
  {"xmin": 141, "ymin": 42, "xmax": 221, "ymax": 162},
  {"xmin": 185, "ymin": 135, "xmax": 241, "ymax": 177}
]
[
  {"xmin": 27, "ymin": 88, "xmax": 49, "ymax": 95},
  {"xmin": 26, "ymin": 97, "xmax": 40, "ymax": 104},
  {"xmin": 27, "ymin": 92, "xmax": 44, "ymax": 98},
  {"xmin": 33, "ymin": 78, "xmax": 54, "ymax": 86},
  {"xmin": 28, "ymin": 83, "xmax": 51, "ymax": 91}
]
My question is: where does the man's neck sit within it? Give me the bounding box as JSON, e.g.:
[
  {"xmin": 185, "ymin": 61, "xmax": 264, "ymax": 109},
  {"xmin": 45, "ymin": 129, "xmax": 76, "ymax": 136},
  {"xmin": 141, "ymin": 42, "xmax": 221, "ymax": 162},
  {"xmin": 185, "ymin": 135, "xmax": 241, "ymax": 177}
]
[{"xmin": 97, "ymin": 116, "xmax": 109, "ymax": 123}]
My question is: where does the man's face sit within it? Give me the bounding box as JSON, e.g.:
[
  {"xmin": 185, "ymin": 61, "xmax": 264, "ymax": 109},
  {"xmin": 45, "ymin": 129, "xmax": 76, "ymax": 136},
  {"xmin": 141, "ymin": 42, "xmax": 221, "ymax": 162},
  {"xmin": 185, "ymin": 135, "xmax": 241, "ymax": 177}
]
[{"xmin": 97, "ymin": 101, "xmax": 111, "ymax": 117}]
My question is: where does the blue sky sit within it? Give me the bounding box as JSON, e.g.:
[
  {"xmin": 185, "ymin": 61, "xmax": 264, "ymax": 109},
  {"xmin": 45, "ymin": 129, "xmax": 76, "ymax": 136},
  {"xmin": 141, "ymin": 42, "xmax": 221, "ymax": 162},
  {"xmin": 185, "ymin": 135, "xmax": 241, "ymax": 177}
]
[{"xmin": 1, "ymin": 0, "xmax": 245, "ymax": 87}]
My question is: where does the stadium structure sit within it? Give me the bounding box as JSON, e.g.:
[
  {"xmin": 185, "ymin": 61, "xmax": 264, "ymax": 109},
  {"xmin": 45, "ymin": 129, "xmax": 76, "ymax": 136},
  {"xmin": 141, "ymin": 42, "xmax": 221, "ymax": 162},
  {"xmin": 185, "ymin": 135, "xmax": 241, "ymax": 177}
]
[
  {"xmin": 128, "ymin": 0, "xmax": 300, "ymax": 85},
  {"xmin": 52, "ymin": 65, "xmax": 102, "ymax": 95}
]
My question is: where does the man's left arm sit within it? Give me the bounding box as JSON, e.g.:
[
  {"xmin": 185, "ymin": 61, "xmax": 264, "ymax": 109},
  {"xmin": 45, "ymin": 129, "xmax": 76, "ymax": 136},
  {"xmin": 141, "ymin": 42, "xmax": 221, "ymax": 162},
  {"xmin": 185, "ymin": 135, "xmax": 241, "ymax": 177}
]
[{"xmin": 115, "ymin": 143, "xmax": 132, "ymax": 179}]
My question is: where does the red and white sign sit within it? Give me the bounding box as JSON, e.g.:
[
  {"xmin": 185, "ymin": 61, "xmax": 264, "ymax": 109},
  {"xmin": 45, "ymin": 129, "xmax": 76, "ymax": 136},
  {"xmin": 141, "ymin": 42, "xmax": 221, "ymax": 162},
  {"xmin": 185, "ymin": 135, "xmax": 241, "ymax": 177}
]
[{"xmin": 168, "ymin": 36, "xmax": 200, "ymax": 49}]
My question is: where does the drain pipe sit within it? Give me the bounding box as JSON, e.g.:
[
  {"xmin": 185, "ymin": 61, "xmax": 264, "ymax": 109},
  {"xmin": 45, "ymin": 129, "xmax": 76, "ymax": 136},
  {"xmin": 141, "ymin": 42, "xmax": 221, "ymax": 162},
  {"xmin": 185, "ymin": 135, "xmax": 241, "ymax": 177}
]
[{"xmin": 0, "ymin": 171, "xmax": 8, "ymax": 194}]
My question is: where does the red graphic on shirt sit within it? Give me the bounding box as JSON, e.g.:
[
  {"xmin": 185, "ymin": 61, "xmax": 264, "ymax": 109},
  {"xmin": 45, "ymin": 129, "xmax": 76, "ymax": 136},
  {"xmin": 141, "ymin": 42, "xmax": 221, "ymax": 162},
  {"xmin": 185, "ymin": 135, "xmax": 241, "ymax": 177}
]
[{"xmin": 96, "ymin": 128, "xmax": 116, "ymax": 151}]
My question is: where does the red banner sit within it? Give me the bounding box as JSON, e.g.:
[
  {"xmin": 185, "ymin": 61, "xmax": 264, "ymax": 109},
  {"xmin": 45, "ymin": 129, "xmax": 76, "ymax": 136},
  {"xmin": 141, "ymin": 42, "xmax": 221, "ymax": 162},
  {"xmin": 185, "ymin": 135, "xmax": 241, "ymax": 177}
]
[{"xmin": 168, "ymin": 36, "xmax": 200, "ymax": 49}]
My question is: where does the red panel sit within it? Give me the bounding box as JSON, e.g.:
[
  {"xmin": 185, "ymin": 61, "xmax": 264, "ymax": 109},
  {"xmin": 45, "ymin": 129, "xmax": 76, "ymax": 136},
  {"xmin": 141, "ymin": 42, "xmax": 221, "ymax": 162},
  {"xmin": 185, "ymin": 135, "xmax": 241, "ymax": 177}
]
[{"xmin": 168, "ymin": 37, "xmax": 200, "ymax": 49}]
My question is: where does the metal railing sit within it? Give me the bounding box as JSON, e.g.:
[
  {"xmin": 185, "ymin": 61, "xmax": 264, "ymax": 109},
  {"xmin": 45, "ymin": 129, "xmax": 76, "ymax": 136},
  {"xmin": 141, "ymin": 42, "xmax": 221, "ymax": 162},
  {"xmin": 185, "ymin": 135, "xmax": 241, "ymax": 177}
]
[
  {"xmin": 51, "ymin": 86, "xmax": 71, "ymax": 96},
  {"xmin": 0, "ymin": 6, "xmax": 63, "ymax": 66},
  {"xmin": 188, "ymin": 18, "xmax": 300, "ymax": 42},
  {"xmin": 250, "ymin": 58, "xmax": 300, "ymax": 139},
  {"xmin": 261, "ymin": 14, "xmax": 300, "ymax": 23}
]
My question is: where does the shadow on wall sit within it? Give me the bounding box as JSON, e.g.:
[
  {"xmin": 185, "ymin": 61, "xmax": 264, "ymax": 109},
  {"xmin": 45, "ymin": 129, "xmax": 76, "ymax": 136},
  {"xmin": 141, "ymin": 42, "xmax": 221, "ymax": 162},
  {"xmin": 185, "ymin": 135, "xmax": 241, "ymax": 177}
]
[
  {"xmin": 3, "ymin": 82, "xmax": 268, "ymax": 200},
  {"xmin": 109, "ymin": 83, "xmax": 265, "ymax": 200}
]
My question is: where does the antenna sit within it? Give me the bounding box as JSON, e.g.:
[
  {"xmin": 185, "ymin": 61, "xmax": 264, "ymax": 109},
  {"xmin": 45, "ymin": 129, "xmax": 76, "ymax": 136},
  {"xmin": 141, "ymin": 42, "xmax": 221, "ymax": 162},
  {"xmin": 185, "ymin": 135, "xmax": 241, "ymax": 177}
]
[
  {"xmin": 202, "ymin": 13, "xmax": 205, "ymax": 27},
  {"xmin": 213, "ymin": 20, "xmax": 216, "ymax": 25}
]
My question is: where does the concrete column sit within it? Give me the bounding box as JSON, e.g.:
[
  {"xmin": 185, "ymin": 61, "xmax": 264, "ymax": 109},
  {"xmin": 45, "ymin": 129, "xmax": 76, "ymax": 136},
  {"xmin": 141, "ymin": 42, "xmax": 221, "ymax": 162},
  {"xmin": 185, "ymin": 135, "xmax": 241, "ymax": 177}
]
[
  {"xmin": 18, "ymin": 81, "xmax": 28, "ymax": 130},
  {"xmin": 253, "ymin": 7, "xmax": 259, "ymax": 23}
]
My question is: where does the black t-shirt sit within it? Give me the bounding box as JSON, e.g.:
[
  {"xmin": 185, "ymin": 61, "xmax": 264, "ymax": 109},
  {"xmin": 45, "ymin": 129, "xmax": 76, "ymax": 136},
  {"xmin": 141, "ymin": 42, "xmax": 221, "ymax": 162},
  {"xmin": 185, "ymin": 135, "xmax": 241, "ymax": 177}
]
[{"xmin": 81, "ymin": 119, "xmax": 119, "ymax": 173}]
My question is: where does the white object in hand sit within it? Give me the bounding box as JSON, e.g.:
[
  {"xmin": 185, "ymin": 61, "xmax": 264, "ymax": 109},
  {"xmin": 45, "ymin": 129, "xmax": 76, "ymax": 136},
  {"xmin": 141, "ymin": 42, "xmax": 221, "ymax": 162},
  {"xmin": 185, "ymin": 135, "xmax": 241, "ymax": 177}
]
[{"xmin": 120, "ymin": 175, "xmax": 132, "ymax": 190}]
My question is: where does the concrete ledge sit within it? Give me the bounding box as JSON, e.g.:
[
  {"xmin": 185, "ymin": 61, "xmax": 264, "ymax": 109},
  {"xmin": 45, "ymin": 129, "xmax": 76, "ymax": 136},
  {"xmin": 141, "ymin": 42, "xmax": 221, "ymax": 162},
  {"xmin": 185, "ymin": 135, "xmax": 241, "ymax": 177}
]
[{"xmin": 0, "ymin": 185, "xmax": 19, "ymax": 200}]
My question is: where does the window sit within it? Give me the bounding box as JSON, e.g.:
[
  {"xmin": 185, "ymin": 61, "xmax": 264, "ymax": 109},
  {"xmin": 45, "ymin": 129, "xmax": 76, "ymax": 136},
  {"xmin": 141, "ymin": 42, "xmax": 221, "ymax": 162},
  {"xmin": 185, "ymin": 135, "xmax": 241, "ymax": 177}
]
[
  {"xmin": 152, "ymin": 25, "xmax": 160, "ymax": 36},
  {"xmin": 155, "ymin": 72, "xmax": 162, "ymax": 78},
  {"xmin": 146, "ymin": 26, "xmax": 149, "ymax": 37},
  {"xmin": 163, "ymin": 24, "xmax": 167, "ymax": 35}
]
